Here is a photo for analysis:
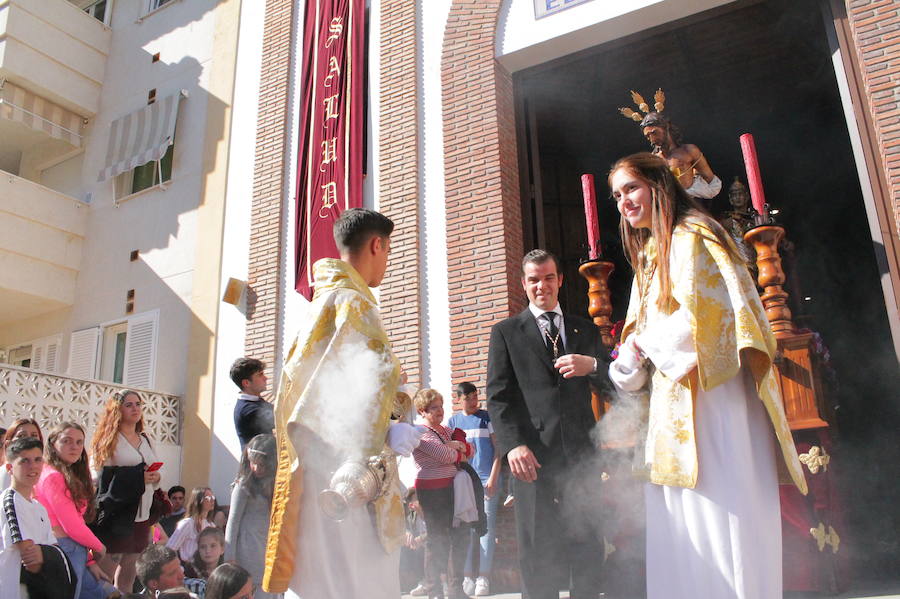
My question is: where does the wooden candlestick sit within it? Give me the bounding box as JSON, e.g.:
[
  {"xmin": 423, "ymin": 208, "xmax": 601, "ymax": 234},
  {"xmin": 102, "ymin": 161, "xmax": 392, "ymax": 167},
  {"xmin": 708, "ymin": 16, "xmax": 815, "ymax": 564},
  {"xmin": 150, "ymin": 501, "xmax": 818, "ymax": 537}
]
[
  {"xmin": 743, "ymin": 225, "xmax": 794, "ymax": 338},
  {"xmin": 580, "ymin": 260, "xmax": 616, "ymax": 421},
  {"xmin": 579, "ymin": 260, "xmax": 616, "ymax": 348}
]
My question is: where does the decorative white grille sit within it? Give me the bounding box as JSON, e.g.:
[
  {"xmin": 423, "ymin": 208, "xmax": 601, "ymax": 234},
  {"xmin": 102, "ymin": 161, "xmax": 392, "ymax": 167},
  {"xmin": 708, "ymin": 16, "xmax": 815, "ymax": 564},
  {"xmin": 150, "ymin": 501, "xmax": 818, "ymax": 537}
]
[{"xmin": 0, "ymin": 364, "xmax": 180, "ymax": 444}]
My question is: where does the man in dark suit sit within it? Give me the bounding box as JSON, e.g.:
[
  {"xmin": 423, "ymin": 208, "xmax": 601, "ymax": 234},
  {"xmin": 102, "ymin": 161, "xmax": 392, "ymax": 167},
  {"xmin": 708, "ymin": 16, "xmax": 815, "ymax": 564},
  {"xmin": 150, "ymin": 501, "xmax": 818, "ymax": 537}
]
[{"xmin": 487, "ymin": 249, "xmax": 605, "ymax": 599}]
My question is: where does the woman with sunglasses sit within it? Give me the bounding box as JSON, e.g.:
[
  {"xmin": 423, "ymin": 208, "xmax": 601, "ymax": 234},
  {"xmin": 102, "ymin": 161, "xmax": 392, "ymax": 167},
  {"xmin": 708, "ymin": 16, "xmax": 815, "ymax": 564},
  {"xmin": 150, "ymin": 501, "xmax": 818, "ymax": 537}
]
[
  {"xmin": 166, "ymin": 486, "xmax": 217, "ymax": 563},
  {"xmin": 91, "ymin": 390, "xmax": 162, "ymax": 592}
]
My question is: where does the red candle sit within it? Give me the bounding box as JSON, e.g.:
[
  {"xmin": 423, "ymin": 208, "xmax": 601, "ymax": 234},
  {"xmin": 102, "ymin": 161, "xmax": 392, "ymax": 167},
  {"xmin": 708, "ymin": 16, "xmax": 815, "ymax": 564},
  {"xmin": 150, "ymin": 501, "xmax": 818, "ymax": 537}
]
[
  {"xmin": 739, "ymin": 133, "xmax": 767, "ymax": 216},
  {"xmin": 581, "ymin": 174, "xmax": 601, "ymax": 260}
]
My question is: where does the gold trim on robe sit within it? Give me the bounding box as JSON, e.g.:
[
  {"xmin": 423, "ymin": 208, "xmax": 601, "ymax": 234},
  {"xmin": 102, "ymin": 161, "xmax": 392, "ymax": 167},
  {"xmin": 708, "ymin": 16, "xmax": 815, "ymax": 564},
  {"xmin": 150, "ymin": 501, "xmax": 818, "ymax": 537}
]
[
  {"xmin": 622, "ymin": 219, "xmax": 807, "ymax": 494},
  {"xmin": 263, "ymin": 258, "xmax": 403, "ymax": 592}
]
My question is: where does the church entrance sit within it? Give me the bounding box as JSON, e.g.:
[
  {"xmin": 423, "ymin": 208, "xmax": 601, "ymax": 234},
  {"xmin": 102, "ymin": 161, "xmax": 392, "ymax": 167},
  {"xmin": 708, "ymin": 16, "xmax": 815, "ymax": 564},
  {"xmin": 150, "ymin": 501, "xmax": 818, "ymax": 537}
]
[{"xmin": 513, "ymin": 0, "xmax": 900, "ymax": 591}]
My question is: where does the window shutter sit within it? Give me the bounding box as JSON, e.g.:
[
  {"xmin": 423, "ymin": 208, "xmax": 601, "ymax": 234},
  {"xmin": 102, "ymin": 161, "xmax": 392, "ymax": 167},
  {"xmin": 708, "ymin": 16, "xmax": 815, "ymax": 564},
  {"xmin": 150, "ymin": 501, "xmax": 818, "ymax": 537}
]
[
  {"xmin": 30, "ymin": 345, "xmax": 44, "ymax": 370},
  {"xmin": 123, "ymin": 310, "xmax": 158, "ymax": 389},
  {"xmin": 44, "ymin": 337, "xmax": 61, "ymax": 373},
  {"xmin": 68, "ymin": 328, "xmax": 100, "ymax": 379}
]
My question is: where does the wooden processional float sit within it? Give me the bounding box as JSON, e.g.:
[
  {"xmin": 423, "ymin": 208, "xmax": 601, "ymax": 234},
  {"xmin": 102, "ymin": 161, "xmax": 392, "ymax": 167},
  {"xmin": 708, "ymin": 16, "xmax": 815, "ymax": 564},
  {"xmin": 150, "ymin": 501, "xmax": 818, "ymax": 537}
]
[
  {"xmin": 575, "ymin": 135, "xmax": 843, "ymax": 594},
  {"xmin": 577, "ymin": 140, "xmax": 834, "ymax": 430}
]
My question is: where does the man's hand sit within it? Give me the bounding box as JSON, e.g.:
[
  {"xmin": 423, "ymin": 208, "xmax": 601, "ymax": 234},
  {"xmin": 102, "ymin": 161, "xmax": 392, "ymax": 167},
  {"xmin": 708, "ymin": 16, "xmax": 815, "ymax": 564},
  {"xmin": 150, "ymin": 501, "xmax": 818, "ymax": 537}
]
[
  {"xmin": 554, "ymin": 353, "xmax": 597, "ymax": 379},
  {"xmin": 387, "ymin": 422, "xmax": 423, "ymax": 456},
  {"xmin": 88, "ymin": 562, "xmax": 112, "ymax": 583},
  {"xmin": 18, "ymin": 540, "xmax": 43, "ymax": 573},
  {"xmin": 508, "ymin": 445, "xmax": 541, "ymax": 482}
]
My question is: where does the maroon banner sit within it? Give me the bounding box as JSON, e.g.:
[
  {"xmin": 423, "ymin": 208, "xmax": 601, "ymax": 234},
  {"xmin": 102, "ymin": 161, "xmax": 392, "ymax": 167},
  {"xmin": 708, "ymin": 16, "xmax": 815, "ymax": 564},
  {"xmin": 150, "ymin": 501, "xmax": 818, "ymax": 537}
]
[{"xmin": 295, "ymin": 0, "xmax": 365, "ymax": 298}]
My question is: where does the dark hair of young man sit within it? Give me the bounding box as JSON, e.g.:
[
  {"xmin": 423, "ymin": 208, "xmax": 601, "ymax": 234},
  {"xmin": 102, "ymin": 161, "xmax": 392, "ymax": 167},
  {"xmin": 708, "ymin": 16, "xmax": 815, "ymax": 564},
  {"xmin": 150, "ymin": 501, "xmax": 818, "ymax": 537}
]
[
  {"xmin": 136, "ymin": 544, "xmax": 179, "ymax": 587},
  {"xmin": 333, "ymin": 208, "xmax": 394, "ymax": 255},
  {"xmin": 167, "ymin": 485, "xmax": 186, "ymax": 497},
  {"xmin": 5, "ymin": 436, "xmax": 42, "ymax": 460},
  {"xmin": 454, "ymin": 382, "xmax": 477, "ymax": 397},
  {"xmin": 521, "ymin": 248, "xmax": 561, "ymax": 275},
  {"xmin": 229, "ymin": 357, "xmax": 265, "ymax": 390}
]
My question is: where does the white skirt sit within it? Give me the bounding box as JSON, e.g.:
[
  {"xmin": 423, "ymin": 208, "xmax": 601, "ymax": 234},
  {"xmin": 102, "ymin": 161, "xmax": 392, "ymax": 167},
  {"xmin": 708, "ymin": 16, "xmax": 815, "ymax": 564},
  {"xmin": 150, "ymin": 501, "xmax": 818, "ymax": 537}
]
[{"xmin": 645, "ymin": 367, "xmax": 782, "ymax": 599}]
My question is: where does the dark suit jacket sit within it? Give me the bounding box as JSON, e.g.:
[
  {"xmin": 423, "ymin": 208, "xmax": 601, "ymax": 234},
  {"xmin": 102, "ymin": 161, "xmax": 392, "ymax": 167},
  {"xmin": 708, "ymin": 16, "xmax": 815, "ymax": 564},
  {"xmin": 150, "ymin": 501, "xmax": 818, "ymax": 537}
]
[{"xmin": 487, "ymin": 309, "xmax": 606, "ymax": 466}]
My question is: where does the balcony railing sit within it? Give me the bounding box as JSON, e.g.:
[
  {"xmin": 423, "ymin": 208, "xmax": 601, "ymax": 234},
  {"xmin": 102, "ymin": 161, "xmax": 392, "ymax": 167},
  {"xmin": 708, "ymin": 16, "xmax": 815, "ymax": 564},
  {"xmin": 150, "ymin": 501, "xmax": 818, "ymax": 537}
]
[{"xmin": 0, "ymin": 363, "xmax": 181, "ymax": 445}]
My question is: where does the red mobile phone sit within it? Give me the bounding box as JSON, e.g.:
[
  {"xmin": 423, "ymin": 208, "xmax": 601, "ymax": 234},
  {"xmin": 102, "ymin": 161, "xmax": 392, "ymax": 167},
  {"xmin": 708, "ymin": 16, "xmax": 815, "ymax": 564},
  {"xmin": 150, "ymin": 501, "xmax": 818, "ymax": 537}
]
[{"xmin": 146, "ymin": 462, "xmax": 164, "ymax": 472}]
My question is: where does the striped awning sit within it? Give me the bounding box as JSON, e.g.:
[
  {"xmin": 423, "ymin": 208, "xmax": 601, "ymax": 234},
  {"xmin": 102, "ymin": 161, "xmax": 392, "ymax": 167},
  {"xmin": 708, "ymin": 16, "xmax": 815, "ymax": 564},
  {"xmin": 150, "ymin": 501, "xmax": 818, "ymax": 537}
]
[
  {"xmin": 0, "ymin": 79, "xmax": 84, "ymax": 147},
  {"xmin": 97, "ymin": 90, "xmax": 185, "ymax": 182}
]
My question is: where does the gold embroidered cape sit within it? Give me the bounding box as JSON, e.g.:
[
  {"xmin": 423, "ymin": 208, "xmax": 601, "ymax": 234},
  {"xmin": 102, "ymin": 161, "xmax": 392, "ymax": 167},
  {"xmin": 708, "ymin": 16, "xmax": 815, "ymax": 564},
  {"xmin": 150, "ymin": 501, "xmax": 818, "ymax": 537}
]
[
  {"xmin": 262, "ymin": 259, "xmax": 404, "ymax": 592},
  {"xmin": 622, "ymin": 219, "xmax": 807, "ymax": 493}
]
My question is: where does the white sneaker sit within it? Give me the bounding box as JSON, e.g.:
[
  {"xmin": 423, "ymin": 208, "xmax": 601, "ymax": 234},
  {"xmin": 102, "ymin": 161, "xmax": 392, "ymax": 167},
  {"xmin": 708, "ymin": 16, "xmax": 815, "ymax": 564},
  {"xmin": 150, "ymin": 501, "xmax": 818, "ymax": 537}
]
[
  {"xmin": 409, "ymin": 583, "xmax": 427, "ymax": 596},
  {"xmin": 474, "ymin": 577, "xmax": 489, "ymax": 596},
  {"xmin": 462, "ymin": 577, "xmax": 475, "ymax": 596}
]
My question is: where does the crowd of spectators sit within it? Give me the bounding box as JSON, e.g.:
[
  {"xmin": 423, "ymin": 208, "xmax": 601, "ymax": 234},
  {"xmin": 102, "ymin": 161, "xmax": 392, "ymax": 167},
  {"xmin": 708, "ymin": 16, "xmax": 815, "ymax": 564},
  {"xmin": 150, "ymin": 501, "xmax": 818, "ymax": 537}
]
[
  {"xmin": 1, "ymin": 356, "xmax": 504, "ymax": 599},
  {"xmin": 0, "ymin": 356, "xmax": 278, "ymax": 599}
]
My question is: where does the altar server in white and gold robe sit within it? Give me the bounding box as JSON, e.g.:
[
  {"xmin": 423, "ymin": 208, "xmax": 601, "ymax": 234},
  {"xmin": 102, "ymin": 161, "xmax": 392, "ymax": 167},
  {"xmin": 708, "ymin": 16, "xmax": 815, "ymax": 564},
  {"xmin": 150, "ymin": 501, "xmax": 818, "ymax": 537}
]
[
  {"xmin": 263, "ymin": 209, "xmax": 422, "ymax": 599},
  {"xmin": 607, "ymin": 153, "xmax": 807, "ymax": 599}
]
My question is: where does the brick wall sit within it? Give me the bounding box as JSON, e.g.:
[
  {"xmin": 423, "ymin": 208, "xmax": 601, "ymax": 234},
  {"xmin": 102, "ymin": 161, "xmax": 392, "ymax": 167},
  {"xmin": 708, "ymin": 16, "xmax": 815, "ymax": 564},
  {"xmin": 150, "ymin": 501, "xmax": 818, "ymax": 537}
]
[
  {"xmin": 441, "ymin": 3, "xmax": 524, "ymax": 588},
  {"xmin": 442, "ymin": 0, "xmax": 524, "ymax": 394},
  {"xmin": 245, "ymin": 0, "xmax": 293, "ymax": 375},
  {"xmin": 379, "ymin": 0, "xmax": 423, "ymax": 386},
  {"xmin": 845, "ymin": 0, "xmax": 900, "ymax": 235}
]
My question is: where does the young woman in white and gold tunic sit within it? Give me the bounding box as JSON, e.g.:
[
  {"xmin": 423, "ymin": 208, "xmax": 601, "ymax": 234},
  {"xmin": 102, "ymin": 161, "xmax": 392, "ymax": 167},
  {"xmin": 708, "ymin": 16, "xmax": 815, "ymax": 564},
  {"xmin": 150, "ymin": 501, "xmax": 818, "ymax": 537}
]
[{"xmin": 607, "ymin": 152, "xmax": 807, "ymax": 599}]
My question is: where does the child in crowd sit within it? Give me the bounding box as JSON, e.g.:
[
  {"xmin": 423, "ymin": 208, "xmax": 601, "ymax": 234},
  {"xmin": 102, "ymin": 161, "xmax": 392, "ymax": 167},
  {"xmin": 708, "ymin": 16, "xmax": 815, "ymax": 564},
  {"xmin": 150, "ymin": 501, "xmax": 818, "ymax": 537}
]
[
  {"xmin": 0, "ymin": 419, "xmax": 43, "ymax": 490},
  {"xmin": 224, "ymin": 434, "xmax": 277, "ymax": 599},
  {"xmin": 412, "ymin": 389, "xmax": 474, "ymax": 599},
  {"xmin": 167, "ymin": 487, "xmax": 216, "ymax": 563},
  {"xmin": 401, "ymin": 489, "xmax": 428, "ymax": 596},
  {"xmin": 447, "ymin": 383, "xmax": 498, "ymax": 597},
  {"xmin": 35, "ymin": 422, "xmax": 115, "ymax": 599},
  {"xmin": 182, "ymin": 526, "xmax": 225, "ymax": 598},
  {"xmin": 1, "ymin": 437, "xmax": 77, "ymax": 599},
  {"xmin": 185, "ymin": 526, "xmax": 225, "ymax": 580}
]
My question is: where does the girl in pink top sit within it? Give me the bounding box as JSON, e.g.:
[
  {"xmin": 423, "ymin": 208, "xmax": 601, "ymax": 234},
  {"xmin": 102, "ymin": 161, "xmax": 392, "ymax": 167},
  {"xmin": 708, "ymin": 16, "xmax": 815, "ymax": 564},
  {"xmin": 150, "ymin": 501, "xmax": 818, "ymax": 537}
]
[{"xmin": 35, "ymin": 422, "xmax": 114, "ymax": 599}]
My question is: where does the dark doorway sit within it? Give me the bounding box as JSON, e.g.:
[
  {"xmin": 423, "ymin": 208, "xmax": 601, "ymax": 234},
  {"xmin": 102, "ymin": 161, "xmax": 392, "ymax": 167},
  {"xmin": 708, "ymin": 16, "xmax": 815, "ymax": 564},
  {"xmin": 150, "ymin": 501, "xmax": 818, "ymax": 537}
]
[{"xmin": 514, "ymin": 0, "xmax": 900, "ymax": 589}]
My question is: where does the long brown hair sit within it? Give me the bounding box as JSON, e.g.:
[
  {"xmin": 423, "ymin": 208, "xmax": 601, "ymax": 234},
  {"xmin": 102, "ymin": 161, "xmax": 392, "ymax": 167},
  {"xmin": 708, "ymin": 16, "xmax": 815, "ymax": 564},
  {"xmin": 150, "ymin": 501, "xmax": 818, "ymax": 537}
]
[
  {"xmin": 91, "ymin": 391, "xmax": 145, "ymax": 470},
  {"xmin": 0, "ymin": 418, "xmax": 43, "ymax": 466},
  {"xmin": 608, "ymin": 152, "xmax": 740, "ymax": 311},
  {"xmin": 189, "ymin": 526, "xmax": 225, "ymax": 579},
  {"xmin": 234, "ymin": 434, "xmax": 276, "ymax": 500},
  {"xmin": 45, "ymin": 422, "xmax": 96, "ymax": 522},
  {"xmin": 184, "ymin": 486, "xmax": 217, "ymax": 532}
]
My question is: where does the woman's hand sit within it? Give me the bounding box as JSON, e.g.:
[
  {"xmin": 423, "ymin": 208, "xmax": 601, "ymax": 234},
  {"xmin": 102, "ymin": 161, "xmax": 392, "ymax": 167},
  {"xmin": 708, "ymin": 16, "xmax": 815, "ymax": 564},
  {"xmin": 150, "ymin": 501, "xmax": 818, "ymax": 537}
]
[
  {"xmin": 144, "ymin": 469, "xmax": 161, "ymax": 485},
  {"xmin": 447, "ymin": 440, "xmax": 467, "ymax": 453}
]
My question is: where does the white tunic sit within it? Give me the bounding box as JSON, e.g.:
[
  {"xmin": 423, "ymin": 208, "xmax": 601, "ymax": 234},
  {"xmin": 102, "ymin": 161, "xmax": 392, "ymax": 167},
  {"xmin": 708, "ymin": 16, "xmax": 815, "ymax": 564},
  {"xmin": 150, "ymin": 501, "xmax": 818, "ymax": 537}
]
[
  {"xmin": 610, "ymin": 310, "xmax": 782, "ymax": 599},
  {"xmin": 285, "ymin": 459, "xmax": 400, "ymax": 599}
]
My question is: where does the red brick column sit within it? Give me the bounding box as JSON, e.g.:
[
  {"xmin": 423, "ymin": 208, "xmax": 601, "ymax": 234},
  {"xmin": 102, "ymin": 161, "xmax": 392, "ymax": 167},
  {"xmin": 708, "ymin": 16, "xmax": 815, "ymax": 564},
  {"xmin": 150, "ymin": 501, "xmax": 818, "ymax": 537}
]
[
  {"xmin": 442, "ymin": 0, "xmax": 524, "ymax": 391},
  {"xmin": 844, "ymin": 0, "xmax": 900, "ymax": 234},
  {"xmin": 379, "ymin": 0, "xmax": 422, "ymax": 385},
  {"xmin": 245, "ymin": 0, "xmax": 294, "ymax": 374}
]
